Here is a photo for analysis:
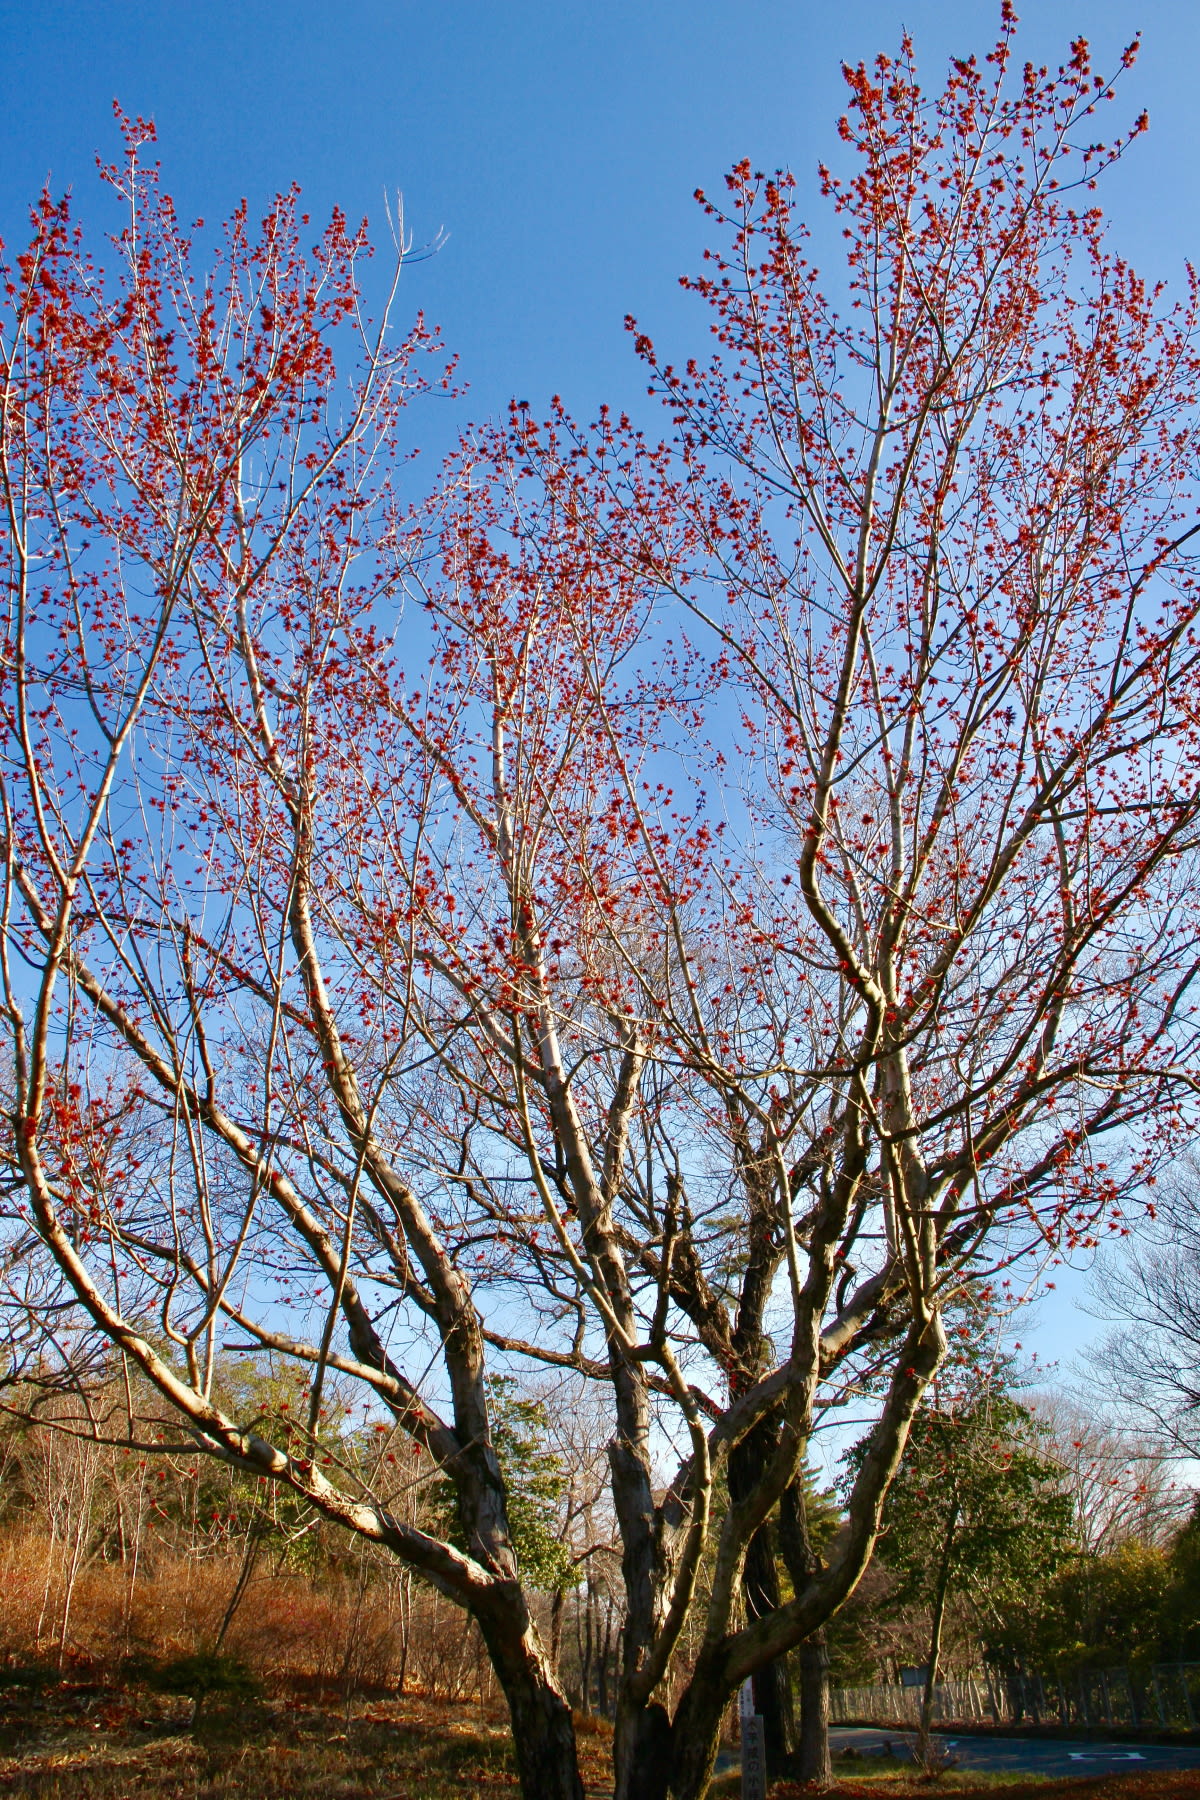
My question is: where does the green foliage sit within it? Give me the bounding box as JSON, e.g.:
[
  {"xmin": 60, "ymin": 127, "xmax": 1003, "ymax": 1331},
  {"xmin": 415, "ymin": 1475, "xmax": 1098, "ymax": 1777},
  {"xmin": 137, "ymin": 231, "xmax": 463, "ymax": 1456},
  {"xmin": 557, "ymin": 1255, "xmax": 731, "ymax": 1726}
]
[
  {"xmin": 164, "ymin": 1360, "xmax": 341, "ymax": 1572},
  {"xmin": 845, "ymin": 1379, "xmax": 1075, "ymax": 1676},
  {"xmin": 1162, "ymin": 1495, "xmax": 1200, "ymax": 1660},
  {"xmin": 870, "ymin": 1393, "xmax": 1073, "ymax": 1611},
  {"xmin": 433, "ymin": 1376, "xmax": 577, "ymax": 1594},
  {"xmin": 871, "ymin": 1386, "xmax": 1200, "ymax": 1678},
  {"xmin": 1014, "ymin": 1514, "xmax": 1200, "ymax": 1672},
  {"xmin": 1049, "ymin": 1540, "xmax": 1169, "ymax": 1669},
  {"xmin": 824, "ymin": 1560, "xmax": 893, "ymax": 1688},
  {"xmin": 490, "ymin": 1378, "xmax": 577, "ymax": 1594},
  {"xmin": 796, "ymin": 1462, "xmax": 841, "ymax": 1561}
]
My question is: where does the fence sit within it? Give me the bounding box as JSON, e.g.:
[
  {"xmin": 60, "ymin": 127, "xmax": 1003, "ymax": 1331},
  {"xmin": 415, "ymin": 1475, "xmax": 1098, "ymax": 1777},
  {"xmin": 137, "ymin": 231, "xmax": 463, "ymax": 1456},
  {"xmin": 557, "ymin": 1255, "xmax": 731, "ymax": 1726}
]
[
  {"xmin": 830, "ymin": 1678, "xmax": 995, "ymax": 1727},
  {"xmin": 831, "ymin": 1663, "xmax": 1200, "ymax": 1731}
]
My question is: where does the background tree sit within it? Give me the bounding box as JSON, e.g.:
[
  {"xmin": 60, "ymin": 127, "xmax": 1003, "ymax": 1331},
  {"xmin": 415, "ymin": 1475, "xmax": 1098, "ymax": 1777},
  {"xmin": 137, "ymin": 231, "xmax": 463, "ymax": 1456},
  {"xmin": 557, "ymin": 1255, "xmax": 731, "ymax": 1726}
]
[
  {"xmin": 1018, "ymin": 1535, "xmax": 1170, "ymax": 1678},
  {"xmin": 855, "ymin": 1375, "xmax": 1073, "ymax": 1753},
  {"xmin": 6, "ymin": 20, "xmax": 1200, "ymax": 1800},
  {"xmin": 431, "ymin": 1376, "xmax": 578, "ymax": 1599},
  {"xmin": 1030, "ymin": 1391, "xmax": 1182, "ymax": 1554},
  {"xmin": 1086, "ymin": 1160, "xmax": 1200, "ymax": 1462}
]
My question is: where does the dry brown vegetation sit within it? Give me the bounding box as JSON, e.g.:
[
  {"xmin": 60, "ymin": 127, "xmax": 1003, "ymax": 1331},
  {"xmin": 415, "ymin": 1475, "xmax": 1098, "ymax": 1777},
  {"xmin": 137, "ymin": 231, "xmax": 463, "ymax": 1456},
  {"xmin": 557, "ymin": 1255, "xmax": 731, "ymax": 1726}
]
[
  {"xmin": 0, "ymin": 1528, "xmax": 505, "ymax": 1701},
  {"xmin": 0, "ymin": 1525, "xmax": 577, "ymax": 1796},
  {"xmin": 0, "ymin": 1497, "xmax": 631, "ymax": 1796},
  {"xmin": 0, "ymin": 1680, "xmax": 546, "ymax": 1797}
]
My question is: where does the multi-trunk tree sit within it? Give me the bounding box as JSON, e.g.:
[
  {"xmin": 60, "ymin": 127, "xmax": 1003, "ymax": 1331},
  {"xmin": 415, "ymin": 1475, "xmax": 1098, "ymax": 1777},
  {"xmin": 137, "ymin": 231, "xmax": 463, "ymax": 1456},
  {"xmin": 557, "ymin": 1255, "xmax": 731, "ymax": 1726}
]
[{"xmin": 5, "ymin": 15, "xmax": 1200, "ymax": 1799}]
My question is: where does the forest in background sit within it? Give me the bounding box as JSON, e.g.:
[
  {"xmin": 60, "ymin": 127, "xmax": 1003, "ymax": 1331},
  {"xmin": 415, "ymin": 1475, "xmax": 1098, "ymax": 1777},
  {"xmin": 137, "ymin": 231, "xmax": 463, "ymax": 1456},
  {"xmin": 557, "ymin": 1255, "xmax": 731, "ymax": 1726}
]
[{"xmin": 2, "ymin": 1325, "xmax": 1197, "ymax": 1725}]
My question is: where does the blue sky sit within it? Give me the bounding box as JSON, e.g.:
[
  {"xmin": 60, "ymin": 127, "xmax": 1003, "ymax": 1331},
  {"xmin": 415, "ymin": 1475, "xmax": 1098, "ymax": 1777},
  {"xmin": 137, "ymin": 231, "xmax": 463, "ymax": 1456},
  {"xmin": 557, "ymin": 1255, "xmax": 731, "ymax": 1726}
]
[
  {"xmin": 3, "ymin": 0, "xmax": 1194, "ymax": 1377},
  {"xmin": 3, "ymin": 0, "xmax": 1198, "ymax": 445}
]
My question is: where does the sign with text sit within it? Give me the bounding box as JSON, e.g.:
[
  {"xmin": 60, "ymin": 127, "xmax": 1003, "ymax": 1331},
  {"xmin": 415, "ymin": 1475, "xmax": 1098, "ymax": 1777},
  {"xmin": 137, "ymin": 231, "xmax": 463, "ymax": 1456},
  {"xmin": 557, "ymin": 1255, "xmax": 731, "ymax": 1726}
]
[{"xmin": 739, "ymin": 1680, "xmax": 767, "ymax": 1800}]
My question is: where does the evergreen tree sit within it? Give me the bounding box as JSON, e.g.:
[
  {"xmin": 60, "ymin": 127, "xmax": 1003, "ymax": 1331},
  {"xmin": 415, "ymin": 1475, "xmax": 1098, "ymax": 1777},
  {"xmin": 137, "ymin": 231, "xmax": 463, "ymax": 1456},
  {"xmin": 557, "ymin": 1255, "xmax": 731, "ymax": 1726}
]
[{"xmin": 848, "ymin": 1375, "xmax": 1073, "ymax": 1750}]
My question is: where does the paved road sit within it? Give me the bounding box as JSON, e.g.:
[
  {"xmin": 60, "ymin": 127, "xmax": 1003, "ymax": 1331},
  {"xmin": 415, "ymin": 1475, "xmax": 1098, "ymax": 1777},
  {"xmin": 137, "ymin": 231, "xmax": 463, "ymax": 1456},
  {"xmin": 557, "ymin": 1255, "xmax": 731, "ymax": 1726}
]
[{"xmin": 831, "ymin": 1725, "xmax": 1200, "ymax": 1779}]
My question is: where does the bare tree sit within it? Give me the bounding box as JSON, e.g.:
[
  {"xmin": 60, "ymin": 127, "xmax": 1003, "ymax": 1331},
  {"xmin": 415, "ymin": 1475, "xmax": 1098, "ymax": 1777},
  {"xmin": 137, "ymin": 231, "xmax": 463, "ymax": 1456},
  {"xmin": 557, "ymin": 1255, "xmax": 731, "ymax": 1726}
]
[
  {"xmin": 1083, "ymin": 1161, "xmax": 1200, "ymax": 1466},
  {"xmin": 1032, "ymin": 1391, "xmax": 1184, "ymax": 1552},
  {"xmin": 0, "ymin": 116, "xmax": 584, "ymax": 1798},
  {"xmin": 457, "ymin": 19, "xmax": 1200, "ymax": 1793}
]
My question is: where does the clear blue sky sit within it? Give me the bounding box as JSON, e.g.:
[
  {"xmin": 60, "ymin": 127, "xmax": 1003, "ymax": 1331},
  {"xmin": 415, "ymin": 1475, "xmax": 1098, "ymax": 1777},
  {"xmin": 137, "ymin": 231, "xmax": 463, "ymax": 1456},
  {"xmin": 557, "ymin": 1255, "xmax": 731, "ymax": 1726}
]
[
  {"xmin": 2, "ymin": 0, "xmax": 1191, "ymax": 1374},
  {"xmin": 2, "ymin": 0, "xmax": 1197, "ymax": 445}
]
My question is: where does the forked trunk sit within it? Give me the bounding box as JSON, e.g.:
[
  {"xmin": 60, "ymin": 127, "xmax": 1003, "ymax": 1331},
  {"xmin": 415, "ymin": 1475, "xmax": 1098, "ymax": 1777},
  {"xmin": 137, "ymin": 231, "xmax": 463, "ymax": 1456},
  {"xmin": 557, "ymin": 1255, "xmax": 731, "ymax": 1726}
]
[
  {"xmin": 663, "ymin": 1635, "xmax": 822, "ymax": 1800},
  {"xmin": 660, "ymin": 1648, "xmax": 729, "ymax": 1800}
]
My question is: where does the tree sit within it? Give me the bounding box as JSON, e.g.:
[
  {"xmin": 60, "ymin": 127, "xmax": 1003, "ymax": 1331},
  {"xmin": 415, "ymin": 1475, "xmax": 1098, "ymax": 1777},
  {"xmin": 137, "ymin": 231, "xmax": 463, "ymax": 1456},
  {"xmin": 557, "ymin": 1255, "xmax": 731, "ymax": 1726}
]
[
  {"xmin": 0, "ymin": 117, "xmax": 586, "ymax": 1800},
  {"xmin": 432, "ymin": 1376, "xmax": 578, "ymax": 1598},
  {"xmin": 858, "ymin": 1378, "xmax": 1073, "ymax": 1754},
  {"xmin": 1018, "ymin": 1536, "xmax": 1171, "ymax": 1675},
  {"xmin": 977, "ymin": 1485, "xmax": 1200, "ymax": 1677},
  {"xmin": 1030, "ymin": 1391, "xmax": 1182, "ymax": 1554},
  {"xmin": 1087, "ymin": 1161, "xmax": 1200, "ymax": 1462},
  {"xmin": 457, "ymin": 13, "xmax": 1200, "ymax": 1791},
  {"xmin": 5, "ymin": 20, "xmax": 1200, "ymax": 1800},
  {"xmin": 1158, "ymin": 1497, "xmax": 1200, "ymax": 1662}
]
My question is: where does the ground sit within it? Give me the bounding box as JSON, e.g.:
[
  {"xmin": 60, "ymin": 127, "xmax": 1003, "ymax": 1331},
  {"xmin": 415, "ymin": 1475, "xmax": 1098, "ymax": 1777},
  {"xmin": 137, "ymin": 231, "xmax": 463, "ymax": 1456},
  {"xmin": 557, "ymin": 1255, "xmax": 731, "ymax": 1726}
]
[
  {"xmin": 2, "ymin": 1670, "xmax": 1200, "ymax": 1797},
  {"xmin": 782, "ymin": 1782, "xmax": 1200, "ymax": 1798}
]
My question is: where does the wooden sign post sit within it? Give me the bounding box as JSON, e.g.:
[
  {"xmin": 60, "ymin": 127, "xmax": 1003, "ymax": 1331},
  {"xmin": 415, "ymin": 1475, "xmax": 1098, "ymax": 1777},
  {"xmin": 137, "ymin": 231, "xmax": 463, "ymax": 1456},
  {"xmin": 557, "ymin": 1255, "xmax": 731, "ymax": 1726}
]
[{"xmin": 739, "ymin": 1680, "xmax": 767, "ymax": 1800}]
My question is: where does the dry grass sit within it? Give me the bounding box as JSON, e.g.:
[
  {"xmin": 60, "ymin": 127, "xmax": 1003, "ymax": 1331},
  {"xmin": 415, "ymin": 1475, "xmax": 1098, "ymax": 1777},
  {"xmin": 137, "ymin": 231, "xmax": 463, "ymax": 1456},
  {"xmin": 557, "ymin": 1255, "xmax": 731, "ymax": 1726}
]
[
  {"xmin": 0, "ymin": 1676, "xmax": 1195, "ymax": 1800},
  {"xmin": 0, "ymin": 1677, "xmax": 600, "ymax": 1798},
  {"xmin": 0, "ymin": 1530, "xmax": 486, "ymax": 1699}
]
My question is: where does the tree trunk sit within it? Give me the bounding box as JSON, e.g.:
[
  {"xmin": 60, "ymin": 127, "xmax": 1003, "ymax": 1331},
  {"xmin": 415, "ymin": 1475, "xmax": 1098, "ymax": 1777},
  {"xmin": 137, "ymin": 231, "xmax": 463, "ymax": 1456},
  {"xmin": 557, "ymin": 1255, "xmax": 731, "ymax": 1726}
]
[
  {"xmin": 550, "ymin": 1585, "xmax": 566, "ymax": 1674},
  {"xmin": 795, "ymin": 1630, "xmax": 832, "ymax": 1788},
  {"xmin": 56, "ymin": 1512, "xmax": 88, "ymax": 1671},
  {"xmin": 662, "ymin": 1648, "xmax": 731, "ymax": 1800},
  {"xmin": 505, "ymin": 1675, "xmax": 584, "ymax": 1800},
  {"xmin": 744, "ymin": 1522, "xmax": 795, "ymax": 1775},
  {"xmin": 214, "ymin": 1518, "xmax": 263, "ymax": 1652},
  {"xmin": 656, "ymin": 1458, "xmax": 822, "ymax": 1799},
  {"xmin": 581, "ymin": 1579, "xmax": 595, "ymax": 1713},
  {"xmin": 396, "ymin": 1569, "xmax": 412, "ymax": 1694},
  {"xmin": 598, "ymin": 1595, "xmax": 615, "ymax": 1717},
  {"xmin": 728, "ymin": 1417, "xmax": 795, "ymax": 1778},
  {"xmin": 917, "ymin": 1496, "xmax": 960, "ymax": 1762},
  {"xmin": 475, "ymin": 1587, "xmax": 584, "ymax": 1800},
  {"xmin": 779, "ymin": 1472, "xmax": 830, "ymax": 1787},
  {"xmin": 664, "ymin": 1623, "xmax": 826, "ymax": 1800},
  {"xmin": 613, "ymin": 1699, "xmax": 674, "ymax": 1800}
]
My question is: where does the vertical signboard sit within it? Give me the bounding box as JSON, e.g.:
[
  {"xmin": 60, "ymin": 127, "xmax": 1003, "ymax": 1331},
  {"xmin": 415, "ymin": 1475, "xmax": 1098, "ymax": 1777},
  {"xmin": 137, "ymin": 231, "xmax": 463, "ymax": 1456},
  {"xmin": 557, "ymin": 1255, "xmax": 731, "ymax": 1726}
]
[{"xmin": 739, "ymin": 1679, "xmax": 767, "ymax": 1800}]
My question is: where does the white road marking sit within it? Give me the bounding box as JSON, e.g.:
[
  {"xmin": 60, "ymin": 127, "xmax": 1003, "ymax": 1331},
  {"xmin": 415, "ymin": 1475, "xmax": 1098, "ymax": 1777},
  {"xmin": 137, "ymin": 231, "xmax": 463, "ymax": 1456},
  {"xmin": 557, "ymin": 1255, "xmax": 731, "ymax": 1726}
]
[{"xmin": 1068, "ymin": 1752, "xmax": 1146, "ymax": 1761}]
